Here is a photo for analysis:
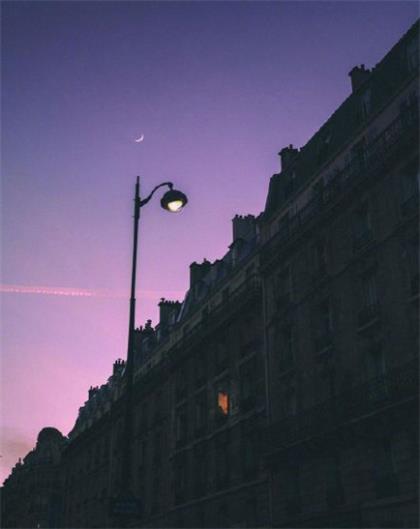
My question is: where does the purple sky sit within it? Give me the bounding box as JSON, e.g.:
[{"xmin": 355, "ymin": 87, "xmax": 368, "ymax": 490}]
[{"xmin": 1, "ymin": 1, "xmax": 418, "ymax": 484}]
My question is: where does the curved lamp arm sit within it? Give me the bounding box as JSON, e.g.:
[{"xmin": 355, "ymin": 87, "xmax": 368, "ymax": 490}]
[{"xmin": 138, "ymin": 181, "xmax": 173, "ymax": 208}]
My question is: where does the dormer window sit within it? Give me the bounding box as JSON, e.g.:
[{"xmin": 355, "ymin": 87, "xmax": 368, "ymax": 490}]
[
  {"xmin": 361, "ymin": 89, "xmax": 372, "ymax": 119},
  {"xmin": 317, "ymin": 132, "xmax": 331, "ymax": 166},
  {"xmin": 406, "ymin": 38, "xmax": 419, "ymax": 73}
]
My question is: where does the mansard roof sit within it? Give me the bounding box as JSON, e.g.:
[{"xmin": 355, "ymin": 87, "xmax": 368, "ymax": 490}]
[{"xmin": 264, "ymin": 20, "xmax": 419, "ymax": 219}]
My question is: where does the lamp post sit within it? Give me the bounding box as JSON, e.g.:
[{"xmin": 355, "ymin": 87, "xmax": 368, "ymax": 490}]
[{"xmin": 112, "ymin": 177, "xmax": 187, "ymax": 523}]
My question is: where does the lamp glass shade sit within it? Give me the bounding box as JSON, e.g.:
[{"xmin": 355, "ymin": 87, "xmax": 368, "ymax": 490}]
[{"xmin": 161, "ymin": 189, "xmax": 188, "ymax": 212}]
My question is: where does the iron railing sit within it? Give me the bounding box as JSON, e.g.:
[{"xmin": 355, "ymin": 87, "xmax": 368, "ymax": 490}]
[
  {"xmin": 263, "ymin": 103, "xmax": 419, "ymax": 259},
  {"xmin": 266, "ymin": 357, "xmax": 418, "ymax": 453}
]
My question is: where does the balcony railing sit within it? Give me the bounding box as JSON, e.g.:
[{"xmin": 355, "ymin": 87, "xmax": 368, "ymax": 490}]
[
  {"xmin": 400, "ymin": 192, "xmax": 419, "ymax": 218},
  {"xmin": 375, "ymin": 472, "xmax": 399, "ymax": 499},
  {"xmin": 265, "ymin": 357, "xmax": 418, "ymax": 454},
  {"xmin": 353, "ymin": 229, "xmax": 374, "ymax": 253},
  {"xmin": 410, "ymin": 273, "xmax": 419, "ymax": 297},
  {"xmin": 173, "ymin": 274, "xmax": 261, "ymax": 354},
  {"xmin": 357, "ymin": 303, "xmax": 380, "ymax": 328},
  {"xmin": 263, "ymin": 102, "xmax": 419, "ymax": 260},
  {"xmin": 314, "ymin": 331, "xmax": 333, "ymax": 353}
]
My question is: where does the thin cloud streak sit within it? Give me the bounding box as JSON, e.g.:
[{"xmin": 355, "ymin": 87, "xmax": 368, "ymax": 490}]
[{"xmin": 0, "ymin": 284, "xmax": 185, "ymax": 300}]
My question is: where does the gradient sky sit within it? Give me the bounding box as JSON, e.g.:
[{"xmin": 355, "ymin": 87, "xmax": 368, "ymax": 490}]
[{"xmin": 1, "ymin": 0, "xmax": 418, "ymax": 485}]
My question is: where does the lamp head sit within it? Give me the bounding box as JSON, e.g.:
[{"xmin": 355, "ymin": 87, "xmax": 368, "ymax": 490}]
[{"xmin": 160, "ymin": 188, "xmax": 188, "ymax": 212}]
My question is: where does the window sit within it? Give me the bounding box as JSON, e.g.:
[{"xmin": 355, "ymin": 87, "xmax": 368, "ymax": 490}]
[
  {"xmin": 195, "ymin": 351, "xmax": 207, "ymax": 386},
  {"xmin": 405, "ymin": 236, "xmax": 419, "ymax": 296},
  {"xmin": 312, "ymin": 239, "xmax": 327, "ymax": 275},
  {"xmin": 372, "ymin": 438, "xmax": 399, "ymax": 499},
  {"xmin": 141, "ymin": 403, "xmax": 148, "ymax": 432},
  {"xmin": 175, "ymin": 366, "xmax": 187, "ymax": 401},
  {"xmin": 153, "ymin": 431, "xmax": 162, "ymax": 466},
  {"xmin": 400, "ymin": 163, "xmax": 419, "ymax": 217},
  {"xmin": 351, "ymin": 138, "xmax": 366, "ymax": 173},
  {"xmin": 215, "ymin": 379, "xmax": 230, "ymax": 424},
  {"xmin": 358, "ymin": 272, "xmax": 379, "ymax": 327},
  {"xmin": 276, "ymin": 266, "xmax": 293, "ymax": 308},
  {"xmin": 240, "ymin": 357, "xmax": 257, "ymax": 410},
  {"xmin": 315, "ymin": 299, "xmax": 333, "ymax": 352},
  {"xmin": 406, "ymin": 37, "xmax": 419, "ymax": 73},
  {"xmin": 174, "ymin": 454, "xmax": 187, "ymax": 504},
  {"xmin": 195, "ymin": 391, "xmax": 207, "ymax": 434},
  {"xmin": 284, "ymin": 461, "xmax": 301, "ymax": 514},
  {"xmin": 242, "ymin": 430, "xmax": 258, "ymax": 478},
  {"xmin": 151, "ymin": 475, "xmax": 160, "ymax": 513},
  {"xmin": 317, "ymin": 132, "xmax": 331, "ymax": 166},
  {"xmin": 137, "ymin": 440, "xmax": 145, "ymax": 469},
  {"xmin": 175, "ymin": 406, "xmax": 188, "ymax": 446},
  {"xmin": 353, "ymin": 202, "xmax": 372, "ymax": 250},
  {"xmin": 154, "ymin": 391, "xmax": 163, "ymax": 422},
  {"xmin": 323, "ymin": 454, "xmax": 345, "ymax": 507},
  {"xmin": 362, "ymin": 271, "xmax": 378, "ymax": 307},
  {"xmin": 215, "ymin": 336, "xmax": 229, "ymax": 373},
  {"xmin": 284, "ymin": 387, "xmax": 297, "ymax": 417},
  {"xmin": 361, "ymin": 89, "xmax": 372, "ymax": 118},
  {"xmin": 215, "ymin": 444, "xmax": 230, "ymax": 487},
  {"xmin": 217, "ymin": 504, "xmax": 229, "ymax": 527},
  {"xmin": 277, "ymin": 325, "xmax": 294, "ymax": 370},
  {"xmin": 218, "ymin": 390, "xmax": 229, "ymax": 416},
  {"xmin": 277, "ymin": 212, "xmax": 290, "ymax": 240},
  {"xmin": 194, "ymin": 443, "xmax": 207, "ymax": 496},
  {"xmin": 364, "ymin": 340, "xmax": 388, "ymax": 401}
]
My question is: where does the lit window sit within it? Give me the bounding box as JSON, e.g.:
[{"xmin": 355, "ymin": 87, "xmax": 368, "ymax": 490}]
[{"xmin": 218, "ymin": 391, "xmax": 229, "ymax": 415}]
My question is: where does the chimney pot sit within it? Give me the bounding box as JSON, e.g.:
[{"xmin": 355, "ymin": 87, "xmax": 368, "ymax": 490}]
[
  {"xmin": 348, "ymin": 64, "xmax": 370, "ymax": 93},
  {"xmin": 278, "ymin": 145, "xmax": 299, "ymax": 171}
]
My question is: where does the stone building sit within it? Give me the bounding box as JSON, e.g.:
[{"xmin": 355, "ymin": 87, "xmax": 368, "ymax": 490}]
[
  {"xmin": 1, "ymin": 428, "xmax": 67, "ymax": 528},
  {"xmin": 261, "ymin": 21, "xmax": 419, "ymax": 528},
  {"xmin": 60, "ymin": 212, "xmax": 270, "ymax": 528}
]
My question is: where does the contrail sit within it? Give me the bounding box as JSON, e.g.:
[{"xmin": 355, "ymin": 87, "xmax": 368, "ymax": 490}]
[{"xmin": 0, "ymin": 284, "xmax": 185, "ymax": 300}]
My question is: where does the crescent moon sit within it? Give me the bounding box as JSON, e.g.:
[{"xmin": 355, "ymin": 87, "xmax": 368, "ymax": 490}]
[{"xmin": 135, "ymin": 134, "xmax": 144, "ymax": 143}]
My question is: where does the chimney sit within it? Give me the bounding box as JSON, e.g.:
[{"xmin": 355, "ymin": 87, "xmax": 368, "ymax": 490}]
[
  {"xmin": 232, "ymin": 214, "xmax": 256, "ymax": 243},
  {"xmin": 279, "ymin": 144, "xmax": 299, "ymax": 171},
  {"xmin": 113, "ymin": 359, "xmax": 125, "ymax": 375},
  {"xmin": 348, "ymin": 64, "xmax": 370, "ymax": 93},
  {"xmin": 88, "ymin": 386, "xmax": 98, "ymax": 400},
  {"xmin": 158, "ymin": 298, "xmax": 181, "ymax": 326},
  {"xmin": 190, "ymin": 259, "xmax": 212, "ymax": 288}
]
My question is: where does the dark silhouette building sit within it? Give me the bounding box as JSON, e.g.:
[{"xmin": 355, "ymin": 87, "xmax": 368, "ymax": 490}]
[
  {"xmin": 60, "ymin": 213, "xmax": 270, "ymax": 528},
  {"xmin": 261, "ymin": 21, "xmax": 419, "ymax": 528},
  {"xmin": 2, "ymin": 20, "xmax": 418, "ymax": 529},
  {"xmin": 1, "ymin": 428, "xmax": 67, "ymax": 528}
]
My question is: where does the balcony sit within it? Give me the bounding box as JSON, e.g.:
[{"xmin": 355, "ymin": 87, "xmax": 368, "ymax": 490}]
[
  {"xmin": 284, "ymin": 497, "xmax": 301, "ymax": 516},
  {"xmin": 314, "ymin": 331, "xmax": 333, "ymax": 353},
  {"xmin": 174, "ymin": 274, "xmax": 261, "ymax": 354},
  {"xmin": 400, "ymin": 192, "xmax": 419, "ymax": 218},
  {"xmin": 240, "ymin": 394, "xmax": 257, "ymax": 412},
  {"xmin": 410, "ymin": 273, "xmax": 419, "ymax": 298},
  {"xmin": 326, "ymin": 485, "xmax": 345, "ymax": 508},
  {"xmin": 375, "ymin": 472, "xmax": 399, "ymax": 499},
  {"xmin": 262, "ymin": 102, "xmax": 419, "ymax": 263},
  {"xmin": 357, "ymin": 303, "xmax": 380, "ymax": 329},
  {"xmin": 265, "ymin": 358, "xmax": 418, "ymax": 454},
  {"xmin": 353, "ymin": 229, "xmax": 374, "ymax": 254}
]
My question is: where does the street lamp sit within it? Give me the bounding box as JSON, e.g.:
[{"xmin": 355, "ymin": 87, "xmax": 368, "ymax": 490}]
[{"xmin": 112, "ymin": 177, "xmax": 187, "ymax": 523}]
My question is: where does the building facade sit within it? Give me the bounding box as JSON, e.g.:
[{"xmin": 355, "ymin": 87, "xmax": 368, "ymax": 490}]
[
  {"xmin": 59, "ymin": 213, "xmax": 270, "ymax": 528},
  {"xmin": 261, "ymin": 21, "xmax": 419, "ymax": 529},
  {"xmin": 2, "ymin": 21, "xmax": 418, "ymax": 529},
  {"xmin": 1, "ymin": 428, "xmax": 67, "ymax": 528}
]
